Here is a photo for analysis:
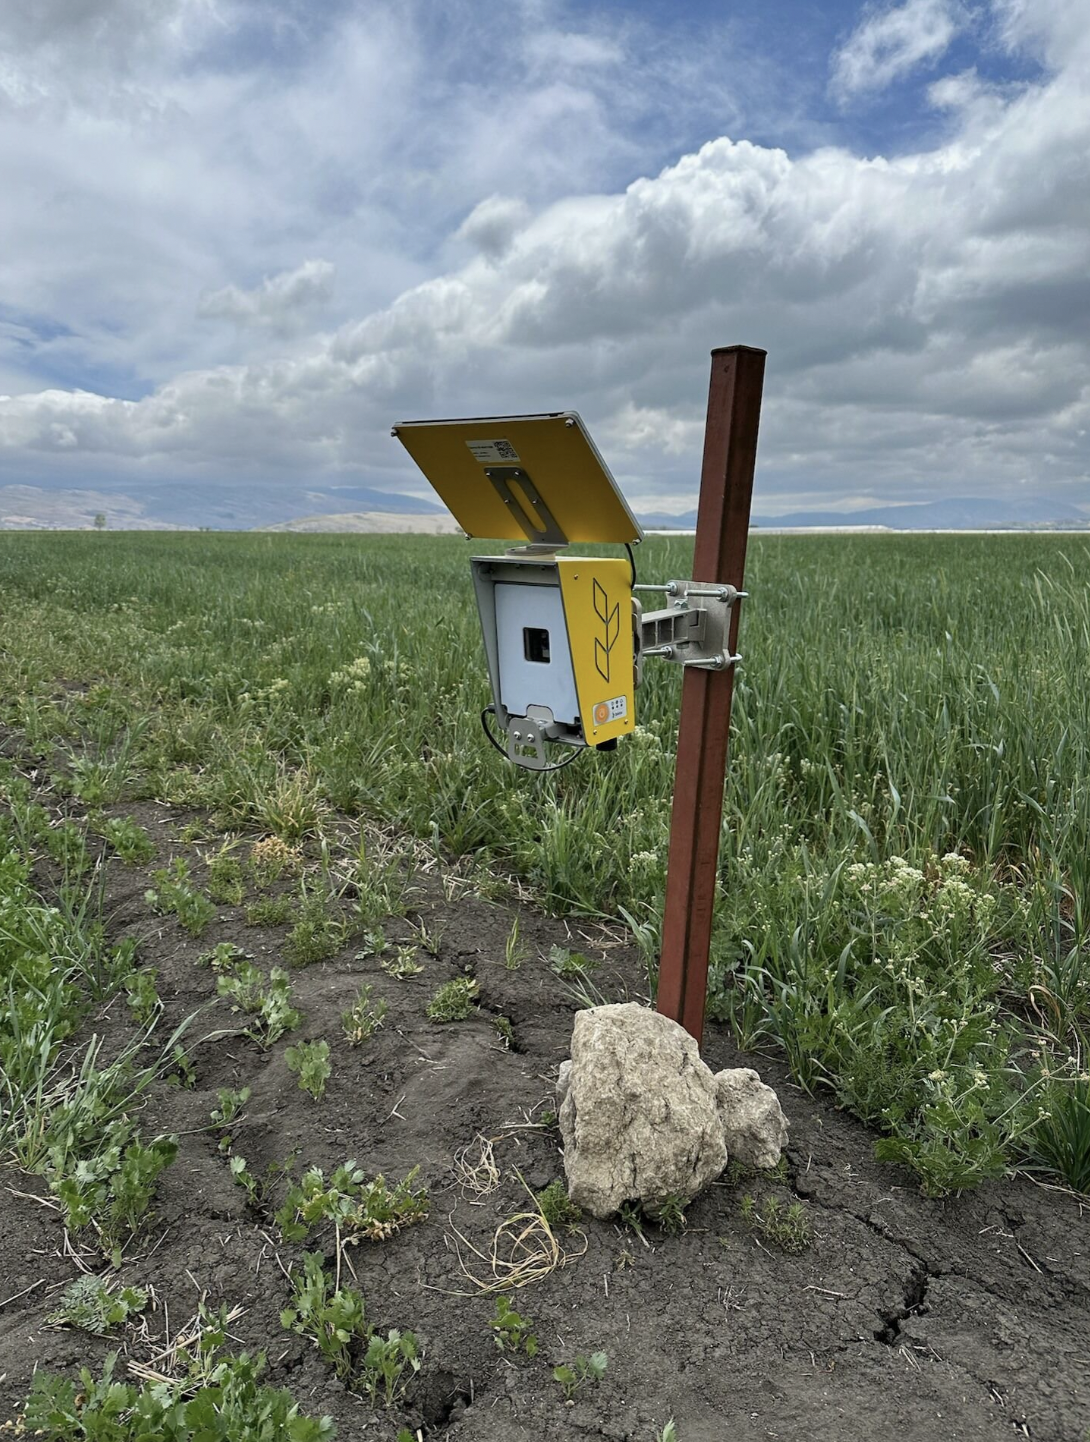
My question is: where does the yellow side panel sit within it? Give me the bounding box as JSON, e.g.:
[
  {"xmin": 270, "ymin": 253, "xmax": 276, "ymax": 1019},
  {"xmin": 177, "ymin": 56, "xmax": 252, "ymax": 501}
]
[
  {"xmin": 556, "ymin": 557, "xmax": 636, "ymax": 744},
  {"xmin": 393, "ymin": 413, "xmax": 642, "ymax": 545}
]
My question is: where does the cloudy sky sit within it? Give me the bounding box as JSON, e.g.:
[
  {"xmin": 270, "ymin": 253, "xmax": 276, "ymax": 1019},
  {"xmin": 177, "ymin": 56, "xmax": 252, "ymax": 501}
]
[{"xmin": 0, "ymin": 0, "xmax": 1087, "ymax": 520}]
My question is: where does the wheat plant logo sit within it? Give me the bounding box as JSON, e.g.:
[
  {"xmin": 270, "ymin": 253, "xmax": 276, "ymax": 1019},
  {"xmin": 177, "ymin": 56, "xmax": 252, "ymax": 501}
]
[{"xmin": 593, "ymin": 579, "xmax": 620, "ymax": 683}]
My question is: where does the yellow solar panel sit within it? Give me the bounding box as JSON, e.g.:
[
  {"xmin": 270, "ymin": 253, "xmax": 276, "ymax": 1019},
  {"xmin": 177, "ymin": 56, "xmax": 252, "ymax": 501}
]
[{"xmin": 392, "ymin": 412, "xmax": 643, "ymax": 545}]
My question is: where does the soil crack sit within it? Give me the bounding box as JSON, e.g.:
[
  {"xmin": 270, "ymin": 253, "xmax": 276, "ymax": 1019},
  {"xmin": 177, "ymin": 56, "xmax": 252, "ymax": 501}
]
[{"xmin": 873, "ymin": 1260, "xmax": 929, "ymax": 1345}]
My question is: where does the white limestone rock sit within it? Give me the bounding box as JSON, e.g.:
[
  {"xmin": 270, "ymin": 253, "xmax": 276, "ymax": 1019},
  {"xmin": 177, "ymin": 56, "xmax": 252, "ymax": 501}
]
[
  {"xmin": 714, "ymin": 1066, "xmax": 789, "ymax": 1169},
  {"xmin": 557, "ymin": 1002, "xmax": 787, "ymax": 1219}
]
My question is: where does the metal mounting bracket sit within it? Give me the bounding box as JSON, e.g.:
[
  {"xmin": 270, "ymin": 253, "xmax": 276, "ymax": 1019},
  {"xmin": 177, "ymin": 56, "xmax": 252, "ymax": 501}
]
[
  {"xmin": 505, "ymin": 705, "xmax": 569, "ymax": 771},
  {"xmin": 484, "ymin": 467, "xmax": 569, "ymax": 546},
  {"xmin": 635, "ymin": 579, "xmax": 744, "ymax": 672}
]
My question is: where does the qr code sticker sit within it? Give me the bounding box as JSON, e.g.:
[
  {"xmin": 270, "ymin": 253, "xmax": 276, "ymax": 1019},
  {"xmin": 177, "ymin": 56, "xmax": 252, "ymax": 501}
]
[{"xmin": 467, "ymin": 438, "xmax": 522, "ymax": 465}]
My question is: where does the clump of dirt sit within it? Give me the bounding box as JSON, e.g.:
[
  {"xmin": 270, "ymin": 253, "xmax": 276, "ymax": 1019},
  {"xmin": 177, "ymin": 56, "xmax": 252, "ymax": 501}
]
[{"xmin": 1, "ymin": 794, "xmax": 1088, "ymax": 1441}]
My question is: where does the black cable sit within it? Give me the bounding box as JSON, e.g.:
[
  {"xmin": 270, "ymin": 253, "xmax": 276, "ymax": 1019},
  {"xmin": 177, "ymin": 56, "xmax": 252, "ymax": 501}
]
[
  {"xmin": 480, "ymin": 705, "xmax": 510, "ymax": 759},
  {"xmin": 480, "ymin": 706, "xmax": 582, "ymax": 773},
  {"xmin": 536, "ymin": 747, "xmax": 582, "ymax": 773},
  {"xmin": 625, "ymin": 541, "xmax": 637, "ymax": 588}
]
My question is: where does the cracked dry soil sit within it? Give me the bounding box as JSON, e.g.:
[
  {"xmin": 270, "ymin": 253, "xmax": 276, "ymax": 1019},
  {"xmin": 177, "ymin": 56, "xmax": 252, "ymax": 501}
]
[{"xmin": 0, "ymin": 801, "xmax": 1088, "ymax": 1441}]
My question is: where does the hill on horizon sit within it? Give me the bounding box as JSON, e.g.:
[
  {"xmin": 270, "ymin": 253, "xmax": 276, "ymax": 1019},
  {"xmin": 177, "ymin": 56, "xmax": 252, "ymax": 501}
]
[
  {"xmin": 3, "ymin": 485, "xmax": 1087, "ymax": 534},
  {"xmin": 642, "ymin": 496, "xmax": 1088, "ymax": 532}
]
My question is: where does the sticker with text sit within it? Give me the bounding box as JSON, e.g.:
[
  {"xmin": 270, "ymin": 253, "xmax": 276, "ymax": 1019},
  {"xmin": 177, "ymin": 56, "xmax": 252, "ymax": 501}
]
[
  {"xmin": 466, "ymin": 439, "xmax": 521, "ymax": 464},
  {"xmin": 592, "ymin": 696, "xmax": 627, "ymax": 726}
]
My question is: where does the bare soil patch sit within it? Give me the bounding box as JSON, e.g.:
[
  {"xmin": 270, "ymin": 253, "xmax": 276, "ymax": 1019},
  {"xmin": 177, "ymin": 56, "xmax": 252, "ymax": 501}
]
[{"xmin": 0, "ymin": 796, "xmax": 1088, "ymax": 1441}]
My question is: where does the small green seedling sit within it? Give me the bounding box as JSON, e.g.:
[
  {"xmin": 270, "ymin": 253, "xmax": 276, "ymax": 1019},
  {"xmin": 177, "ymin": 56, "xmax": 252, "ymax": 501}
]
[
  {"xmin": 144, "ymin": 857, "xmax": 217, "ymax": 935},
  {"xmin": 342, "ymin": 984, "xmax": 388, "ymax": 1044},
  {"xmin": 491, "ymin": 1014, "xmax": 515, "ymax": 1049},
  {"xmin": 504, "ymin": 914, "xmax": 527, "ymax": 970},
  {"xmin": 206, "ymin": 846, "xmax": 245, "ymax": 904},
  {"xmin": 197, "ymin": 941, "xmax": 249, "ymax": 970},
  {"xmin": 617, "ymin": 1201, "xmax": 646, "ymax": 1241},
  {"xmin": 411, "ymin": 917, "xmax": 444, "ymax": 955},
  {"xmin": 489, "ymin": 1296, "xmax": 537, "ymax": 1356},
  {"xmin": 649, "ymin": 1193, "xmax": 689, "ymax": 1236},
  {"xmin": 47, "ymin": 1274, "xmax": 149, "ymax": 1335},
  {"xmin": 244, "ymin": 894, "xmax": 293, "ymax": 927},
  {"xmin": 426, "ymin": 976, "xmax": 478, "ymax": 1022},
  {"xmin": 548, "ymin": 945, "xmax": 598, "ymax": 980},
  {"xmin": 211, "ymin": 1086, "xmax": 251, "ymax": 1127},
  {"xmin": 360, "ymin": 1328, "xmax": 421, "ymax": 1408},
  {"xmin": 738, "ymin": 1194, "xmax": 812, "ymax": 1254},
  {"xmin": 217, "ymin": 963, "xmax": 301, "ymax": 1045},
  {"xmin": 53, "ymin": 1127, "xmax": 178, "ymax": 1264},
  {"xmin": 536, "ymin": 1180, "xmax": 582, "ymax": 1230},
  {"xmin": 66, "ymin": 759, "xmax": 120, "ymax": 806},
  {"xmin": 230, "ymin": 1154, "xmax": 260, "ymax": 1206},
  {"xmin": 657, "ymin": 1423, "xmax": 679, "ymax": 1442},
  {"xmin": 124, "ymin": 968, "xmax": 160, "ymax": 1027},
  {"xmin": 553, "ymin": 1351, "xmax": 607, "ymax": 1401},
  {"xmin": 43, "ymin": 817, "xmax": 92, "ymax": 874},
  {"xmin": 281, "ymin": 1253, "xmax": 421, "ymax": 1403},
  {"xmin": 276, "ymin": 1161, "xmax": 429, "ymax": 1244},
  {"xmin": 100, "ymin": 815, "xmax": 156, "ymax": 864},
  {"xmin": 22, "ymin": 1335, "xmax": 334, "ymax": 1436},
  {"xmin": 284, "ymin": 896, "xmax": 348, "ymax": 967},
  {"xmin": 167, "ymin": 1043, "xmax": 197, "ymax": 1089},
  {"xmin": 230, "ymin": 1152, "xmax": 295, "ymax": 1210},
  {"xmin": 382, "ymin": 944, "xmax": 424, "ymax": 979},
  {"xmin": 281, "ymin": 1252, "xmax": 369, "ymax": 1381},
  {"xmin": 354, "ymin": 925, "xmax": 387, "ymax": 958},
  {"xmin": 285, "ymin": 1039, "xmax": 331, "ymax": 1100}
]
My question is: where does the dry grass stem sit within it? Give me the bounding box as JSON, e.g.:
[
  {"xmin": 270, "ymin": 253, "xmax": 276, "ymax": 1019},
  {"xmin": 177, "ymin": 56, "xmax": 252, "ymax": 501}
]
[
  {"xmin": 444, "ymin": 1185, "xmax": 588, "ymax": 1295},
  {"xmin": 451, "ymin": 1134, "xmax": 502, "ymax": 1199},
  {"xmin": 127, "ymin": 1302, "xmax": 245, "ymax": 1390}
]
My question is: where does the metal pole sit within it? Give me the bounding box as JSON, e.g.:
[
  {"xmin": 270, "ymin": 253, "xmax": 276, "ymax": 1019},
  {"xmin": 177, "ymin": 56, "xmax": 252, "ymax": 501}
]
[{"xmin": 656, "ymin": 345, "xmax": 766, "ymax": 1046}]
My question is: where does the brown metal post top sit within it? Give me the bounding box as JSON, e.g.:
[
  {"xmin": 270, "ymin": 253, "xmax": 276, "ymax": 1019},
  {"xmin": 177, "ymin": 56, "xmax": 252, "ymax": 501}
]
[{"xmin": 655, "ymin": 345, "xmax": 766, "ymax": 1046}]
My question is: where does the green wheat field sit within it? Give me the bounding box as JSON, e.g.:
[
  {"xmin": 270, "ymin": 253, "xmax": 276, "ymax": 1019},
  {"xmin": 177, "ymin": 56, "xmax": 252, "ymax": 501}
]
[{"xmin": 1, "ymin": 528, "xmax": 1088, "ymax": 1206}]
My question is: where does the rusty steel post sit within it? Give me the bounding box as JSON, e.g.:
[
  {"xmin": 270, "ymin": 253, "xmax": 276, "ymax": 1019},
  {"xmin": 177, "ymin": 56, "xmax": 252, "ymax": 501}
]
[{"xmin": 655, "ymin": 345, "xmax": 766, "ymax": 1046}]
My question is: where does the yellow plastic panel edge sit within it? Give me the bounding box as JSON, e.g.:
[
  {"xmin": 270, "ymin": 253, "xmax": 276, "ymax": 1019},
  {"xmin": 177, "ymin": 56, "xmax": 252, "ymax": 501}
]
[
  {"xmin": 393, "ymin": 413, "xmax": 643, "ymax": 544},
  {"xmin": 556, "ymin": 557, "xmax": 636, "ymax": 744}
]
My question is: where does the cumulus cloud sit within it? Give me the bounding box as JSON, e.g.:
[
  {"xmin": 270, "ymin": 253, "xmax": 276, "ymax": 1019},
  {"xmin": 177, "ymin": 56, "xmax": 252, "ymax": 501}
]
[
  {"xmin": 991, "ymin": 0, "xmax": 1090, "ymax": 66},
  {"xmin": 0, "ymin": 0, "xmax": 703, "ymax": 405},
  {"xmin": 830, "ymin": 0, "xmax": 963, "ymax": 102},
  {"xmin": 455, "ymin": 198, "xmax": 533, "ymax": 261},
  {"xmin": 198, "ymin": 260, "xmax": 336, "ymax": 334},
  {"xmin": 0, "ymin": 0, "xmax": 1087, "ymax": 517},
  {"xmin": 0, "ymin": 0, "xmax": 215, "ymax": 110}
]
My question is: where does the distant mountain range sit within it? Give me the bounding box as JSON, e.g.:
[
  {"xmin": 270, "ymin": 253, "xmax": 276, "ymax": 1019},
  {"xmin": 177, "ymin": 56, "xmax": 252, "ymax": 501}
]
[
  {"xmin": 262, "ymin": 510, "xmax": 462, "ymax": 535},
  {"xmin": 644, "ymin": 496, "xmax": 1088, "ymax": 531},
  {"xmin": 0, "ymin": 481, "xmax": 443, "ymax": 531},
  {"xmin": 2, "ymin": 484, "xmax": 1086, "ymax": 534},
  {"xmin": 106, "ymin": 480, "xmax": 443, "ymax": 528}
]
